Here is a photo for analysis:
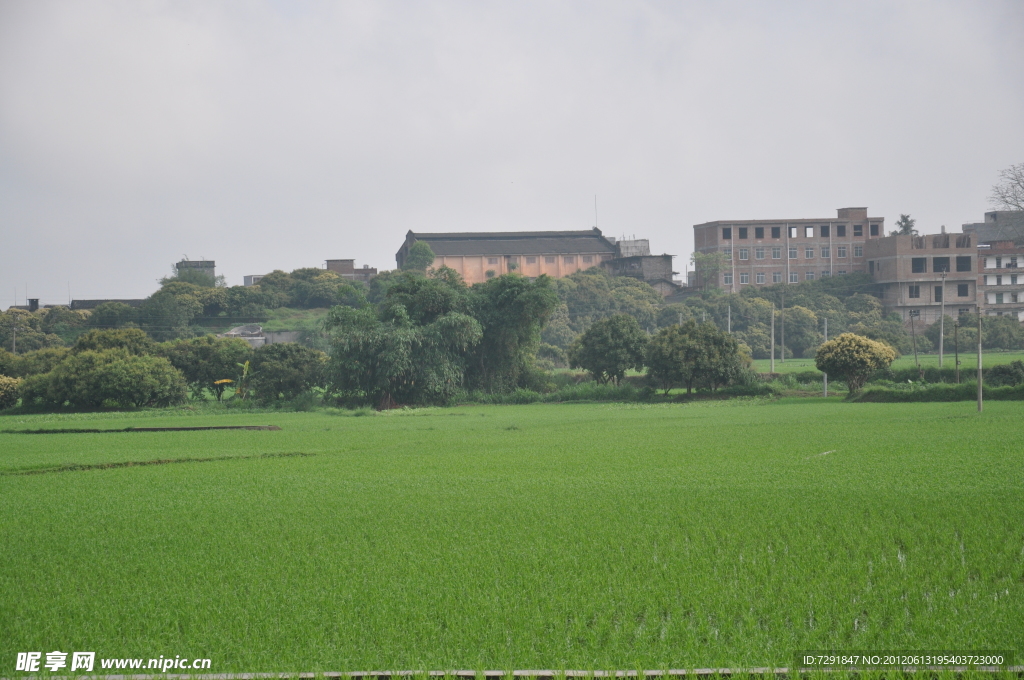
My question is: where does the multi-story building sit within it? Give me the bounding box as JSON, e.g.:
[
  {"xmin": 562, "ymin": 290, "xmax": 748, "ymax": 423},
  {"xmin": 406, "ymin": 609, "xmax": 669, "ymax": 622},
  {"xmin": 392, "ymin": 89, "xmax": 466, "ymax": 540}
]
[
  {"xmin": 977, "ymin": 240, "xmax": 1024, "ymax": 321},
  {"xmin": 396, "ymin": 228, "xmax": 620, "ymax": 285},
  {"xmin": 692, "ymin": 207, "xmax": 883, "ymax": 291},
  {"xmin": 864, "ymin": 232, "xmax": 978, "ymax": 324},
  {"xmin": 326, "ymin": 259, "xmax": 378, "ymax": 283},
  {"xmin": 961, "ymin": 210, "xmax": 1024, "ymax": 244}
]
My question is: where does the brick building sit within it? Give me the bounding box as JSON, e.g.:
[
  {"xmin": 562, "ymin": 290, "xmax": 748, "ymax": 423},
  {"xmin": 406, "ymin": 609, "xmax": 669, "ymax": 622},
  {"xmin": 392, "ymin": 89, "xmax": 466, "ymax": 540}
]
[
  {"xmin": 692, "ymin": 207, "xmax": 883, "ymax": 291},
  {"xmin": 326, "ymin": 259, "xmax": 378, "ymax": 283},
  {"xmin": 864, "ymin": 232, "xmax": 978, "ymax": 324}
]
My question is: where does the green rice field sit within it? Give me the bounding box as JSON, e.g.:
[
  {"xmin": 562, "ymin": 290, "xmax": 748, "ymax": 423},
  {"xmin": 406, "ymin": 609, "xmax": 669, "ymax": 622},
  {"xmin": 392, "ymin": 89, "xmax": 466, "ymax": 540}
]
[
  {"xmin": 1, "ymin": 399, "xmax": 1022, "ymax": 672},
  {"xmin": 752, "ymin": 350, "xmax": 1024, "ymax": 375}
]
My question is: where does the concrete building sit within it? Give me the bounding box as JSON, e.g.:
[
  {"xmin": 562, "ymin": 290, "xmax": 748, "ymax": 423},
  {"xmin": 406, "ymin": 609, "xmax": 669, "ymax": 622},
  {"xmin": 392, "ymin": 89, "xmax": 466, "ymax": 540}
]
[
  {"xmin": 601, "ymin": 254, "xmax": 680, "ymax": 296},
  {"xmin": 977, "ymin": 241, "xmax": 1024, "ymax": 321},
  {"xmin": 961, "ymin": 211, "xmax": 1024, "ymax": 245},
  {"xmin": 243, "ymin": 275, "xmax": 265, "ymax": 287},
  {"xmin": 175, "ymin": 259, "xmax": 216, "ymax": 279},
  {"xmin": 326, "ymin": 259, "xmax": 378, "ymax": 283},
  {"xmin": 396, "ymin": 229, "xmax": 619, "ymax": 285},
  {"xmin": 864, "ymin": 232, "xmax": 978, "ymax": 324},
  {"xmin": 693, "ymin": 208, "xmax": 883, "ymax": 291}
]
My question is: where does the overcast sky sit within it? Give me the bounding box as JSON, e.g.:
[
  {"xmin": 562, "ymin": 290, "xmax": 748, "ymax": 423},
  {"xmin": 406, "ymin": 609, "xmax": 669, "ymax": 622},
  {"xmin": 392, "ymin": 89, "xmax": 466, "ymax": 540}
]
[{"xmin": 1, "ymin": 0, "xmax": 1022, "ymax": 306}]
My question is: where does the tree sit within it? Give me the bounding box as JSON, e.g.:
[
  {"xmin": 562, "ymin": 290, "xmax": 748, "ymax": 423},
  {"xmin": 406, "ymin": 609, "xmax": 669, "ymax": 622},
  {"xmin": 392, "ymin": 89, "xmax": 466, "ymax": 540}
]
[
  {"xmin": 891, "ymin": 214, "xmax": 917, "ymax": 236},
  {"xmin": 568, "ymin": 314, "xmax": 647, "ymax": 384},
  {"xmin": 402, "ymin": 241, "xmax": 436, "ymax": 271},
  {"xmin": 815, "ymin": 333, "xmax": 896, "ymax": 393},
  {"xmin": 645, "ymin": 319, "xmax": 746, "ymax": 394},
  {"xmin": 990, "ymin": 162, "xmax": 1024, "ymax": 212},
  {"xmin": 88, "ymin": 302, "xmax": 137, "ymax": 329},
  {"xmin": 159, "ymin": 336, "xmax": 253, "ymax": 400},
  {"xmin": 324, "ymin": 305, "xmax": 482, "ymax": 408},
  {"xmin": 0, "ymin": 375, "xmax": 20, "ymax": 410},
  {"xmin": 136, "ymin": 288, "xmax": 203, "ymax": 341},
  {"xmin": 73, "ymin": 328, "xmax": 155, "ymax": 356},
  {"xmin": 780, "ymin": 305, "xmax": 821, "ymax": 358},
  {"xmin": 691, "ymin": 251, "xmax": 729, "ymax": 291},
  {"xmin": 250, "ymin": 343, "xmax": 328, "ymax": 402},
  {"xmin": 0, "ymin": 309, "xmax": 63, "ymax": 353},
  {"xmin": 19, "ymin": 349, "xmax": 187, "ymax": 409}
]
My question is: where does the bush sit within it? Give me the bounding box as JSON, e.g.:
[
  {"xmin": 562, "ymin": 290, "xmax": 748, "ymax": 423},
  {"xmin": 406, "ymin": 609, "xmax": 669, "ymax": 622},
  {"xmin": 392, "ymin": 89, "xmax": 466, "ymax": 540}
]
[
  {"xmin": 19, "ymin": 349, "xmax": 186, "ymax": 409},
  {"xmin": 251, "ymin": 343, "xmax": 328, "ymax": 402},
  {"xmin": 73, "ymin": 328, "xmax": 155, "ymax": 355},
  {"xmin": 815, "ymin": 333, "xmax": 897, "ymax": 393},
  {"xmin": 852, "ymin": 382, "xmax": 1024, "ymax": 402},
  {"xmin": 986, "ymin": 360, "xmax": 1024, "ymax": 387},
  {"xmin": 0, "ymin": 375, "xmax": 21, "ymax": 409}
]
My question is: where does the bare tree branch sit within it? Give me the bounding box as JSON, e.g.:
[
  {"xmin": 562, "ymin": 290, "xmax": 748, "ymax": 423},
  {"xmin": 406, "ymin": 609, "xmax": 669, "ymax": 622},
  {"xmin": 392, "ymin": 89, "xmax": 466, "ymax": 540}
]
[{"xmin": 990, "ymin": 162, "xmax": 1024, "ymax": 212}]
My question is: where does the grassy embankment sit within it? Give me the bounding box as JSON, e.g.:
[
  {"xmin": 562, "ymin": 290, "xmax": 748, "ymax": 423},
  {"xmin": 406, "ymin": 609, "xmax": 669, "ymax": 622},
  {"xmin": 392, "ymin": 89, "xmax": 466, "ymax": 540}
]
[
  {"xmin": 752, "ymin": 350, "xmax": 1024, "ymax": 375},
  {"xmin": 1, "ymin": 401, "xmax": 1022, "ymax": 671}
]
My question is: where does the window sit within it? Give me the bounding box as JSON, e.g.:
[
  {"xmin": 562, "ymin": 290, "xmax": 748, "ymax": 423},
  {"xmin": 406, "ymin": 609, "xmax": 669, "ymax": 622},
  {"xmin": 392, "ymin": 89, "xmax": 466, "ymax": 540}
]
[
  {"xmin": 789, "ymin": 272, "xmax": 799, "ymax": 283},
  {"xmin": 600, "ymin": 254, "xmax": 613, "ymax": 261},
  {"xmin": 545, "ymin": 256, "xmax": 556, "ymax": 264},
  {"xmin": 934, "ymin": 286, "xmax": 943, "ymax": 302},
  {"xmin": 958, "ymin": 308, "xmax": 971, "ymax": 316},
  {"xmin": 582, "ymin": 255, "xmax": 593, "ymax": 264},
  {"xmin": 755, "ymin": 227, "xmax": 764, "ymax": 239},
  {"xmin": 756, "ymin": 272, "xmax": 765, "ymax": 284},
  {"xmin": 526, "ymin": 256, "xmax": 537, "ymax": 264},
  {"xmin": 771, "ymin": 226, "xmax": 781, "ymax": 239},
  {"xmin": 996, "ymin": 275, "xmax": 1003, "ymax": 285},
  {"xmin": 804, "ymin": 226, "xmax": 814, "ymax": 238},
  {"xmin": 837, "ymin": 246, "xmax": 847, "ymax": 258},
  {"xmin": 771, "ymin": 247, "xmax": 781, "ymax": 259},
  {"xmin": 822, "ymin": 271, "xmax": 831, "ymax": 277},
  {"xmin": 956, "ymin": 256, "xmax": 972, "ymax": 272},
  {"xmin": 739, "ymin": 272, "xmax": 750, "ymax": 284},
  {"xmin": 854, "ymin": 224, "xmax": 863, "ymax": 237},
  {"xmin": 563, "ymin": 256, "xmax": 575, "ymax": 264},
  {"xmin": 958, "ymin": 283, "xmax": 969, "ymax": 297},
  {"xmin": 909, "ymin": 309, "xmax": 920, "ymax": 319},
  {"xmin": 933, "ymin": 257, "xmax": 950, "ymax": 273},
  {"xmin": 821, "ymin": 225, "xmax": 830, "ymax": 238},
  {"xmin": 837, "ymin": 270, "xmax": 847, "ymax": 275},
  {"xmin": 488, "ymin": 257, "xmax": 499, "ymax": 265},
  {"xmin": 869, "ymin": 261, "xmax": 875, "ymax": 273},
  {"xmin": 870, "ymin": 224, "xmax": 879, "ymax": 236},
  {"xmin": 806, "ymin": 272, "xmax": 815, "ymax": 280},
  {"xmin": 755, "ymin": 247, "xmax": 765, "ymax": 260},
  {"xmin": 722, "ymin": 227, "xmax": 732, "ymax": 240},
  {"xmin": 723, "ymin": 272, "xmax": 733, "ymax": 285},
  {"xmin": 1013, "ymin": 275, "xmax": 1019, "ymax": 285},
  {"xmin": 837, "ymin": 224, "xmax": 846, "ymax": 237},
  {"xmin": 739, "ymin": 248, "xmax": 749, "ymax": 260},
  {"xmin": 789, "ymin": 246, "xmax": 798, "ymax": 259},
  {"xmin": 723, "ymin": 247, "xmax": 732, "ymax": 256},
  {"xmin": 1011, "ymin": 257, "xmax": 1019, "ymax": 268},
  {"xmin": 789, "ymin": 226, "xmax": 798, "ymax": 238},
  {"xmin": 821, "ymin": 247, "xmax": 830, "ymax": 259},
  {"xmin": 773, "ymin": 272, "xmax": 782, "ymax": 283},
  {"xmin": 911, "ymin": 257, "xmax": 927, "ymax": 273},
  {"xmin": 854, "ymin": 245, "xmax": 863, "ymax": 257},
  {"xmin": 738, "ymin": 227, "xmax": 748, "ymax": 239},
  {"xmin": 996, "ymin": 257, "xmax": 1002, "ymax": 268},
  {"xmin": 805, "ymin": 246, "xmax": 815, "ymax": 258},
  {"xmin": 908, "ymin": 285, "xmax": 920, "ymax": 298},
  {"xmin": 995, "ymin": 293, "xmax": 1004, "ymax": 304}
]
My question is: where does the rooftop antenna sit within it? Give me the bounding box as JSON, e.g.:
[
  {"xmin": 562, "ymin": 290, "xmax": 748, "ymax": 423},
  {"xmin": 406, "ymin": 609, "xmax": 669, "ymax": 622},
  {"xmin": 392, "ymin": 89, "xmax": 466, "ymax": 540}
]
[{"xmin": 594, "ymin": 195, "xmax": 598, "ymax": 229}]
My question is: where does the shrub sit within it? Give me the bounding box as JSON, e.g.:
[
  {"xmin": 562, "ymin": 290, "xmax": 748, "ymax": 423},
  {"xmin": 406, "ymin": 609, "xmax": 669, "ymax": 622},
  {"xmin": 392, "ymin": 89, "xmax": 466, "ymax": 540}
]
[
  {"xmin": 815, "ymin": 333, "xmax": 897, "ymax": 393},
  {"xmin": 251, "ymin": 343, "xmax": 328, "ymax": 402},
  {"xmin": 852, "ymin": 383, "xmax": 1024, "ymax": 402},
  {"xmin": 986, "ymin": 360, "xmax": 1024, "ymax": 387},
  {"xmin": 0, "ymin": 375, "xmax": 21, "ymax": 409},
  {"xmin": 73, "ymin": 328, "xmax": 155, "ymax": 355},
  {"xmin": 19, "ymin": 349, "xmax": 186, "ymax": 409}
]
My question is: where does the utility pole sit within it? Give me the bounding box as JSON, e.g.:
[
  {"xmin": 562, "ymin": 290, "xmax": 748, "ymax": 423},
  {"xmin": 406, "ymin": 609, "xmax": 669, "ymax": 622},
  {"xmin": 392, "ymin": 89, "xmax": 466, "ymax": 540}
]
[
  {"xmin": 823, "ymin": 317, "xmax": 828, "ymax": 397},
  {"xmin": 910, "ymin": 310, "xmax": 921, "ymax": 379},
  {"xmin": 678, "ymin": 311, "xmax": 683, "ymax": 326},
  {"xmin": 727, "ymin": 305, "xmax": 731, "ymax": 333},
  {"xmin": 780, "ymin": 291, "xmax": 786, "ymax": 363},
  {"xmin": 770, "ymin": 306, "xmax": 776, "ymax": 373},
  {"xmin": 954, "ymin": 319, "xmax": 960, "ymax": 384},
  {"xmin": 939, "ymin": 272, "xmax": 946, "ymax": 368},
  {"xmin": 977, "ymin": 311, "xmax": 983, "ymax": 412}
]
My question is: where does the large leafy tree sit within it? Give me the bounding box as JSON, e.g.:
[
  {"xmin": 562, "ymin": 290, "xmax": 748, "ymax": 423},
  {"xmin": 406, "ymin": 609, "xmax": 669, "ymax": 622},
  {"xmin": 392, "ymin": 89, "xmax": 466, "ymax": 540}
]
[
  {"xmin": 815, "ymin": 333, "xmax": 896, "ymax": 393},
  {"xmin": 465, "ymin": 274, "xmax": 560, "ymax": 391},
  {"xmin": 160, "ymin": 336, "xmax": 253, "ymax": 400},
  {"xmin": 645, "ymin": 319, "xmax": 746, "ymax": 394},
  {"xmin": 568, "ymin": 314, "xmax": 647, "ymax": 384},
  {"xmin": 250, "ymin": 342, "xmax": 328, "ymax": 402},
  {"xmin": 402, "ymin": 241, "xmax": 436, "ymax": 271}
]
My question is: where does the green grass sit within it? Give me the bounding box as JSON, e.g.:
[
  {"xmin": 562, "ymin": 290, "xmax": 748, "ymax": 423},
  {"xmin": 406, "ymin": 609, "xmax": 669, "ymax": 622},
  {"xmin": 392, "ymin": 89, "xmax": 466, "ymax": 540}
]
[
  {"xmin": 752, "ymin": 350, "xmax": 1024, "ymax": 375},
  {"xmin": 1, "ymin": 401, "xmax": 1022, "ymax": 671},
  {"xmin": 260, "ymin": 307, "xmax": 330, "ymax": 332}
]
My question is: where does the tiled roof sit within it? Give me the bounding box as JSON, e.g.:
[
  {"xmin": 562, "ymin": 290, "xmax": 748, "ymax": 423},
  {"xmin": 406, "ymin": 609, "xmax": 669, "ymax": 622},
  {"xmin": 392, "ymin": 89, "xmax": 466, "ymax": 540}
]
[{"xmin": 410, "ymin": 229, "xmax": 616, "ymax": 257}]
